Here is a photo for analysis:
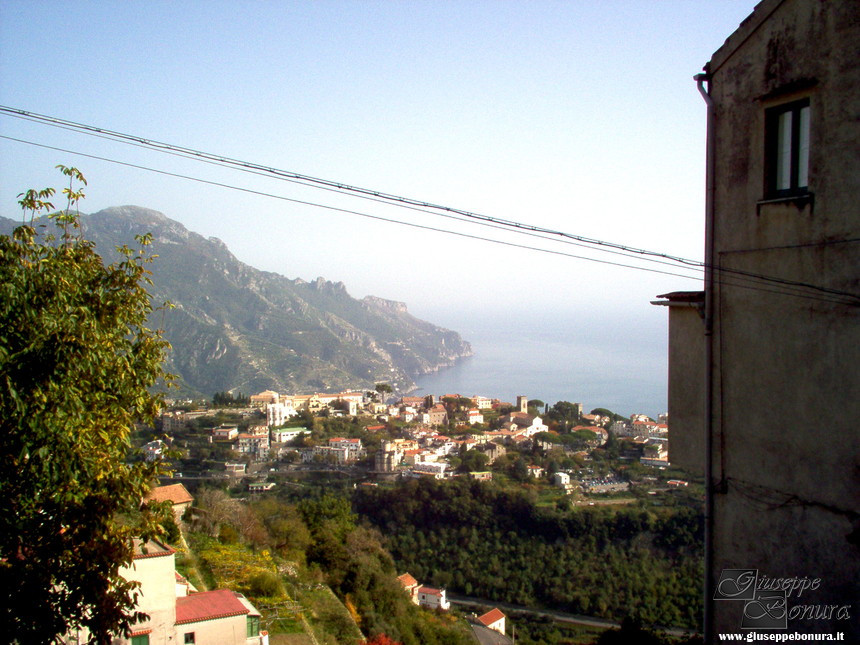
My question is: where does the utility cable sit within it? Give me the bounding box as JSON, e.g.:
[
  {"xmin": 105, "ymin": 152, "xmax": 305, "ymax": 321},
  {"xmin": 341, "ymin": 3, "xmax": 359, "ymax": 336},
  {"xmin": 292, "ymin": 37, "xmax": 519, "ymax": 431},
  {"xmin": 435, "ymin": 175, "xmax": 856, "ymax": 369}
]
[
  {"xmin": 0, "ymin": 134, "xmax": 706, "ymax": 282},
  {"xmin": 4, "ymin": 134, "xmax": 859, "ymax": 308},
  {"xmin": 5, "ymin": 105, "xmax": 859, "ymax": 303},
  {"xmin": 0, "ymin": 106, "xmax": 706, "ymax": 266},
  {"xmin": 2, "ymin": 108, "xmax": 859, "ymax": 306}
]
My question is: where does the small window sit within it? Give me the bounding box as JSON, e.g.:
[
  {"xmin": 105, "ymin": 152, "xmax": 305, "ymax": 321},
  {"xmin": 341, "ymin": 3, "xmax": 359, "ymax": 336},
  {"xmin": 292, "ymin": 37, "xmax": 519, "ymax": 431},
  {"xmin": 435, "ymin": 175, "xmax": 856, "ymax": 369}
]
[
  {"xmin": 131, "ymin": 636, "xmax": 150, "ymax": 645},
  {"xmin": 765, "ymin": 99, "xmax": 810, "ymax": 198},
  {"xmin": 247, "ymin": 616, "xmax": 260, "ymax": 638},
  {"xmin": 184, "ymin": 633, "xmax": 195, "ymax": 644}
]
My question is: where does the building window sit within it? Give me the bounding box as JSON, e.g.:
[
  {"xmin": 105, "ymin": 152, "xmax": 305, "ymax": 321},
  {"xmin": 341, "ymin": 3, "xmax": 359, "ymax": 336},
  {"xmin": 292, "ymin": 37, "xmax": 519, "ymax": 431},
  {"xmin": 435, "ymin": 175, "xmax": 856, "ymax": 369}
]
[
  {"xmin": 131, "ymin": 636, "xmax": 150, "ymax": 645},
  {"xmin": 184, "ymin": 633, "xmax": 195, "ymax": 644},
  {"xmin": 766, "ymin": 99, "xmax": 810, "ymax": 197},
  {"xmin": 247, "ymin": 616, "xmax": 260, "ymax": 638}
]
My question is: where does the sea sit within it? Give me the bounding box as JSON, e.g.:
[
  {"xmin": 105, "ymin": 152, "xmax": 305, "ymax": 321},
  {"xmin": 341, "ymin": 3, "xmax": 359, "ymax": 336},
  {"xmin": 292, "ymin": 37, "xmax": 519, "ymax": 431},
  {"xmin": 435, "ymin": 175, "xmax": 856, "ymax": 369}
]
[{"xmin": 411, "ymin": 311, "xmax": 668, "ymax": 420}]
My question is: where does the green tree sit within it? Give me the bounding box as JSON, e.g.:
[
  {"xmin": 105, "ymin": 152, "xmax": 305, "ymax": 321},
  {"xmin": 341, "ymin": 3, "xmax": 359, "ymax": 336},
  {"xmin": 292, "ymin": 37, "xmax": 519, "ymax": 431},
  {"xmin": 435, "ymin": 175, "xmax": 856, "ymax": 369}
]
[
  {"xmin": 375, "ymin": 383, "xmax": 393, "ymax": 398},
  {"xmin": 457, "ymin": 449, "xmax": 490, "ymax": 473},
  {"xmin": 0, "ymin": 167, "xmax": 174, "ymax": 643}
]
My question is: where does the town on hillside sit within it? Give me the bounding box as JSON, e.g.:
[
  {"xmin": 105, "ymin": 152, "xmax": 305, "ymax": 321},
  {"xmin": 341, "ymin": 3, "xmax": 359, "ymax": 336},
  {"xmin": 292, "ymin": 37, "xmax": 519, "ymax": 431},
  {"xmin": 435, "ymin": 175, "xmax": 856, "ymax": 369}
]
[
  {"xmin": 130, "ymin": 387, "xmax": 698, "ymax": 645},
  {"xmin": 150, "ymin": 387, "xmax": 675, "ymax": 494}
]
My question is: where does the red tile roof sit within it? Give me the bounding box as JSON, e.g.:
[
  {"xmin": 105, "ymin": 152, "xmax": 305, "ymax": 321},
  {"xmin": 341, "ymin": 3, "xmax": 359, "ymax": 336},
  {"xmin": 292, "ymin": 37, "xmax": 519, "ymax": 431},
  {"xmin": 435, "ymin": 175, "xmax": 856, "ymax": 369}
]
[
  {"xmin": 417, "ymin": 586, "xmax": 443, "ymax": 595},
  {"xmin": 145, "ymin": 484, "xmax": 193, "ymax": 506},
  {"xmin": 175, "ymin": 589, "xmax": 249, "ymax": 625},
  {"xmin": 477, "ymin": 608, "xmax": 506, "ymax": 626},
  {"xmin": 397, "ymin": 573, "xmax": 418, "ymax": 587}
]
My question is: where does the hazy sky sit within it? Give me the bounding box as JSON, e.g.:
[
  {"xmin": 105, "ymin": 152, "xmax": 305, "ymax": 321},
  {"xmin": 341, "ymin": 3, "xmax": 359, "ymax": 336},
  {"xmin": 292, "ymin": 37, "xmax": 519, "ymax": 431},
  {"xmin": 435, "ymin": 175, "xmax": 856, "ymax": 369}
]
[{"xmin": 0, "ymin": 1, "xmax": 756, "ymax": 410}]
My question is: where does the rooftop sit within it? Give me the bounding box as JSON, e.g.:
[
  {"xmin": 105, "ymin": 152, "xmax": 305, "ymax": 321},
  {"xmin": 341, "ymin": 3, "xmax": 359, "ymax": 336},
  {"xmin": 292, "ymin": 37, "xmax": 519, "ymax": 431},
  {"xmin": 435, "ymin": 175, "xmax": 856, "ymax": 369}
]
[
  {"xmin": 175, "ymin": 589, "xmax": 249, "ymax": 625},
  {"xmin": 132, "ymin": 538, "xmax": 175, "ymax": 560},
  {"xmin": 477, "ymin": 608, "xmax": 506, "ymax": 627},
  {"xmin": 145, "ymin": 483, "xmax": 193, "ymax": 506}
]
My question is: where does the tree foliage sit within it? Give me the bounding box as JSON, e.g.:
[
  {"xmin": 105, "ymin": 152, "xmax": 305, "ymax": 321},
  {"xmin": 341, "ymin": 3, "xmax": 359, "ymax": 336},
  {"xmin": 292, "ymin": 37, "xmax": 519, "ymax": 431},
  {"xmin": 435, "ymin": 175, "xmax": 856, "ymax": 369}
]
[
  {"xmin": 0, "ymin": 168, "xmax": 174, "ymax": 643},
  {"xmin": 212, "ymin": 390, "xmax": 249, "ymax": 407},
  {"xmin": 190, "ymin": 490, "xmax": 472, "ymax": 645},
  {"xmin": 590, "ymin": 407, "xmax": 629, "ymax": 423},
  {"xmin": 354, "ymin": 478, "xmax": 705, "ymax": 631}
]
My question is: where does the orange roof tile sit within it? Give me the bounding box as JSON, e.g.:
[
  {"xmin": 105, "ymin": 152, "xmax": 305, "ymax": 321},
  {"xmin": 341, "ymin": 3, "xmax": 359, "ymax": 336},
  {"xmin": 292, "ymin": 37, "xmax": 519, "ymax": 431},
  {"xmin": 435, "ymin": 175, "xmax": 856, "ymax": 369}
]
[
  {"xmin": 145, "ymin": 483, "xmax": 194, "ymax": 506},
  {"xmin": 477, "ymin": 608, "xmax": 506, "ymax": 626},
  {"xmin": 398, "ymin": 573, "xmax": 418, "ymax": 587}
]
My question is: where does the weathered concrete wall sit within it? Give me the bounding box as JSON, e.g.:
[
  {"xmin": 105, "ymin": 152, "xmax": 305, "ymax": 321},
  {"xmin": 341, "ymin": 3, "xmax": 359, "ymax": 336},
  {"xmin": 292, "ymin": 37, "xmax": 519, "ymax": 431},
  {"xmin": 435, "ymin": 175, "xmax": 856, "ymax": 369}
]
[
  {"xmin": 705, "ymin": 0, "xmax": 860, "ymax": 637},
  {"xmin": 666, "ymin": 305, "xmax": 705, "ymax": 474}
]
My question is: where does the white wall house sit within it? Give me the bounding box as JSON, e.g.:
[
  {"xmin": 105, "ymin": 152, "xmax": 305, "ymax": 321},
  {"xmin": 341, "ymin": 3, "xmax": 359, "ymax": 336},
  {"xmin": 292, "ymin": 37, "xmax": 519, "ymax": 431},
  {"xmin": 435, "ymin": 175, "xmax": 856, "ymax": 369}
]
[
  {"xmin": 142, "ymin": 440, "xmax": 166, "ymax": 462},
  {"xmin": 67, "ymin": 539, "xmax": 266, "ymax": 645},
  {"xmin": 416, "ymin": 586, "xmax": 450, "ymax": 611},
  {"xmin": 266, "ymin": 400, "xmax": 296, "ymax": 427},
  {"xmin": 476, "ymin": 608, "xmax": 506, "ymax": 634}
]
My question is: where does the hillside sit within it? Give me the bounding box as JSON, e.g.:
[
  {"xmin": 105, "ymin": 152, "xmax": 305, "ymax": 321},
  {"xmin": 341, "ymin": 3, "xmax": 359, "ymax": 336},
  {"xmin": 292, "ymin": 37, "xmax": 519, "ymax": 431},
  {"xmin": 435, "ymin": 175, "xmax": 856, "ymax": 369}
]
[{"xmin": 0, "ymin": 207, "xmax": 472, "ymax": 397}]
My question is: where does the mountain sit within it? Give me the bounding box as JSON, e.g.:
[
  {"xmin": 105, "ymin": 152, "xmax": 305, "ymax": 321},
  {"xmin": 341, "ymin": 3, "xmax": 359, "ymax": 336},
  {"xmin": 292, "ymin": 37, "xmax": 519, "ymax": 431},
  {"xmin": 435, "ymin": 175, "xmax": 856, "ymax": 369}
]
[{"xmin": 0, "ymin": 206, "xmax": 472, "ymax": 398}]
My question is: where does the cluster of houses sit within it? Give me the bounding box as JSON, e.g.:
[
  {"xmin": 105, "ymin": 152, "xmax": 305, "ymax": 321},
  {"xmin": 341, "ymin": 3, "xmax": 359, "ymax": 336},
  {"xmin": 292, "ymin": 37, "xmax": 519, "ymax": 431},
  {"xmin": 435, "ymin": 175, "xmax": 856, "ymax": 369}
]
[
  {"xmin": 261, "ymin": 388, "xmax": 503, "ymax": 427},
  {"xmin": 608, "ymin": 413, "xmax": 670, "ymax": 468},
  {"xmin": 397, "ymin": 573, "xmax": 512, "ymax": 644},
  {"xmin": 372, "ymin": 396, "xmax": 552, "ymax": 479},
  {"xmin": 212, "ymin": 426, "xmax": 367, "ymax": 466},
  {"xmin": 159, "ymin": 387, "xmax": 672, "ymax": 487}
]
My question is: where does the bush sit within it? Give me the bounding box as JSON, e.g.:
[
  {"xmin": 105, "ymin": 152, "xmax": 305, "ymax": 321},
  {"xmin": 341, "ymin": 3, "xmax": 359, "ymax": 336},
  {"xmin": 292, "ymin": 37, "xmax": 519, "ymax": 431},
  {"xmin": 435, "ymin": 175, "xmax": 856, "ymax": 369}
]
[{"xmin": 247, "ymin": 570, "xmax": 286, "ymax": 598}]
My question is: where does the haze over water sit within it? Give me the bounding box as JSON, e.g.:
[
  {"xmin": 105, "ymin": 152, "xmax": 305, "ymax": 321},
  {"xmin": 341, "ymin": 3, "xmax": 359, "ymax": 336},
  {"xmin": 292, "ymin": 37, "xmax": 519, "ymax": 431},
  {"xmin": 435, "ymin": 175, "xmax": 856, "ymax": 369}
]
[{"xmin": 412, "ymin": 311, "xmax": 668, "ymax": 420}]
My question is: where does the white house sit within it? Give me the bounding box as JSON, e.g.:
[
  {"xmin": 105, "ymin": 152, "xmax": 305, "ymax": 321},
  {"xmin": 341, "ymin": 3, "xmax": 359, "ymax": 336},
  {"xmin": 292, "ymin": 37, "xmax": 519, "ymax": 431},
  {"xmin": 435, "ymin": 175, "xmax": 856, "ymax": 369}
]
[
  {"xmin": 476, "ymin": 608, "xmax": 506, "ymax": 634},
  {"xmin": 527, "ymin": 465, "xmax": 544, "ymax": 478},
  {"xmin": 416, "ymin": 586, "xmax": 450, "ymax": 611},
  {"xmin": 473, "ymin": 396, "xmax": 493, "ymax": 410},
  {"xmin": 413, "ymin": 462, "xmax": 447, "ymax": 478},
  {"xmin": 499, "ymin": 412, "xmax": 548, "ymax": 437},
  {"xmin": 212, "ymin": 425, "xmax": 239, "ymax": 441},
  {"xmin": 142, "ymin": 440, "xmax": 166, "ymax": 462},
  {"xmin": 266, "ymin": 400, "xmax": 296, "ymax": 427},
  {"xmin": 67, "ymin": 539, "xmax": 266, "ymax": 645},
  {"xmin": 237, "ymin": 431, "xmax": 270, "ymax": 460},
  {"xmin": 270, "ymin": 428, "xmax": 307, "ymax": 444}
]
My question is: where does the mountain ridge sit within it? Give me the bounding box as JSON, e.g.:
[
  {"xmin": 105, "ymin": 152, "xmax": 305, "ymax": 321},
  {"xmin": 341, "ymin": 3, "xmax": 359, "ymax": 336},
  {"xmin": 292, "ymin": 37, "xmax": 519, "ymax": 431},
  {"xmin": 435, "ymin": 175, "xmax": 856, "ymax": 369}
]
[{"xmin": 0, "ymin": 206, "xmax": 473, "ymax": 398}]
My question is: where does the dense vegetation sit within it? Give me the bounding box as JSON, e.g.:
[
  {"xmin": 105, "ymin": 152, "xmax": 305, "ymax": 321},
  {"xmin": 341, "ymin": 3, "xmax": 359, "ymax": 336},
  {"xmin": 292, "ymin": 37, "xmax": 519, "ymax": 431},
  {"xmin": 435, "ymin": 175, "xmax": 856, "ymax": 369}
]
[
  {"xmin": 354, "ymin": 478, "xmax": 703, "ymax": 630},
  {"xmin": 187, "ymin": 489, "xmax": 473, "ymax": 645},
  {"xmin": 1, "ymin": 170, "xmax": 174, "ymax": 643}
]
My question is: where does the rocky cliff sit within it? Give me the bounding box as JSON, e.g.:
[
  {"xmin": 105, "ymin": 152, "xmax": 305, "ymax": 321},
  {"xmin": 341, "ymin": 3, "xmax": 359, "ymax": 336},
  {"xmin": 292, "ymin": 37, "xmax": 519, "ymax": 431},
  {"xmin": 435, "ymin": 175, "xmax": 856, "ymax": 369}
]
[{"xmin": 0, "ymin": 207, "xmax": 473, "ymax": 398}]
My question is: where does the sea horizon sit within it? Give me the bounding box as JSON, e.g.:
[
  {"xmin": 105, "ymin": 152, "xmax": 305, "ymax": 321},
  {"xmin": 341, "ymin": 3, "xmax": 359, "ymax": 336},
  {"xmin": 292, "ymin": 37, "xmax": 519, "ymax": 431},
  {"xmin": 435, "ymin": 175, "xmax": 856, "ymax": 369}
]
[{"xmin": 411, "ymin": 310, "xmax": 668, "ymax": 420}]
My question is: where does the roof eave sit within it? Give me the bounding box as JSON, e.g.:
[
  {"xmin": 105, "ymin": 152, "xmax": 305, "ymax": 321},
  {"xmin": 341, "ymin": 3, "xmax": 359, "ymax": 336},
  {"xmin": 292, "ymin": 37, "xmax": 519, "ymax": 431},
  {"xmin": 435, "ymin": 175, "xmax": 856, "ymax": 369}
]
[{"xmin": 707, "ymin": 0, "xmax": 786, "ymax": 75}]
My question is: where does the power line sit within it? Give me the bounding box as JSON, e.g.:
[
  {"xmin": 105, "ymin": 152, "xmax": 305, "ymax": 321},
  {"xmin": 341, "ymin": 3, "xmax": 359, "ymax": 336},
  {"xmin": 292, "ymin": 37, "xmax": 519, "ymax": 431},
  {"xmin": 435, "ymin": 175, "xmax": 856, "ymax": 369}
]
[
  {"xmin": 0, "ymin": 134, "xmax": 705, "ymax": 282},
  {"xmin": 5, "ymin": 134, "xmax": 859, "ymax": 309},
  {"xmin": 3, "ymin": 133, "xmax": 858, "ymax": 307},
  {"xmin": 0, "ymin": 105, "xmax": 704, "ymax": 266},
  {"xmin": 2, "ymin": 106, "xmax": 859, "ymax": 307}
]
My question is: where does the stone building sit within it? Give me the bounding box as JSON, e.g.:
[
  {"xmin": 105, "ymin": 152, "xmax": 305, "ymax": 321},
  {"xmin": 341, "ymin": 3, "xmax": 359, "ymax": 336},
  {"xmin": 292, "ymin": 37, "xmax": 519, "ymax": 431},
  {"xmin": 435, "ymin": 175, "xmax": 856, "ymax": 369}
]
[{"xmin": 654, "ymin": 0, "xmax": 860, "ymax": 639}]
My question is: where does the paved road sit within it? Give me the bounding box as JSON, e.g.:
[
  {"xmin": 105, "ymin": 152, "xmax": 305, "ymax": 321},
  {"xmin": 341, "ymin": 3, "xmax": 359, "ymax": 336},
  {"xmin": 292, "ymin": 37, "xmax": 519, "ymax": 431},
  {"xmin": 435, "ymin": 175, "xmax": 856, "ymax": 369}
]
[{"xmin": 447, "ymin": 594, "xmax": 700, "ymax": 638}]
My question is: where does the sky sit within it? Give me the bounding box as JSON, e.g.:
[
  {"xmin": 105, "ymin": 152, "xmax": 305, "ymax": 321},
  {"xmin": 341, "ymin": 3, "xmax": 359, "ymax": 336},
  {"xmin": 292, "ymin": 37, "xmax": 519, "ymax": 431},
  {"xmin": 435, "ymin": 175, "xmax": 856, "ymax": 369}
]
[{"xmin": 0, "ymin": 1, "xmax": 757, "ymax": 413}]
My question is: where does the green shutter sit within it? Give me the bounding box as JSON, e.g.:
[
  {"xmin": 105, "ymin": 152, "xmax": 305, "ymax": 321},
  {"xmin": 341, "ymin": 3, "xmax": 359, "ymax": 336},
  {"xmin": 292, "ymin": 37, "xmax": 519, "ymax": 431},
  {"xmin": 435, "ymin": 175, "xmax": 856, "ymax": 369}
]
[{"xmin": 247, "ymin": 615, "xmax": 260, "ymax": 638}]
